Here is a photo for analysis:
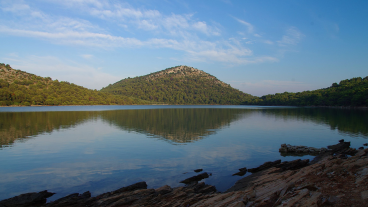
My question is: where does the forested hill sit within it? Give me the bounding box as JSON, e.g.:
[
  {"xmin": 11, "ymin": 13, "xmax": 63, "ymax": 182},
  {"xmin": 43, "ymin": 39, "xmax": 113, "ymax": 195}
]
[
  {"xmin": 0, "ymin": 63, "xmax": 150, "ymax": 106},
  {"xmin": 101, "ymin": 65, "xmax": 256, "ymax": 105},
  {"xmin": 242, "ymin": 76, "xmax": 368, "ymax": 106}
]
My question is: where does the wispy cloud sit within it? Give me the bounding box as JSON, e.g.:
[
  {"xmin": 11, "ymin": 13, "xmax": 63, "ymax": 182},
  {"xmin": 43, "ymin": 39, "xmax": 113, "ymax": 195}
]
[
  {"xmin": 277, "ymin": 27, "xmax": 304, "ymax": 46},
  {"xmin": 0, "ymin": 0, "xmax": 283, "ymax": 65},
  {"xmin": 234, "ymin": 17, "xmax": 254, "ymax": 33},
  {"xmin": 233, "ymin": 80, "xmax": 310, "ymax": 96},
  {"xmin": 4, "ymin": 55, "xmax": 121, "ymax": 90},
  {"xmin": 81, "ymin": 54, "xmax": 93, "ymax": 59}
]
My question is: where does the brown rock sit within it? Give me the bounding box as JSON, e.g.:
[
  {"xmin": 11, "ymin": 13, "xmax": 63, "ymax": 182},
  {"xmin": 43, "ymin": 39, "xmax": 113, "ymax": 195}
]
[
  {"xmin": 361, "ymin": 190, "xmax": 368, "ymax": 200},
  {"xmin": 155, "ymin": 185, "xmax": 172, "ymax": 195}
]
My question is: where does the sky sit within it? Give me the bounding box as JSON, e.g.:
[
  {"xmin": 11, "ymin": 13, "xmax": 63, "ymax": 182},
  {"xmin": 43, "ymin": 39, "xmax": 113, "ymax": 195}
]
[{"xmin": 0, "ymin": 0, "xmax": 367, "ymax": 96}]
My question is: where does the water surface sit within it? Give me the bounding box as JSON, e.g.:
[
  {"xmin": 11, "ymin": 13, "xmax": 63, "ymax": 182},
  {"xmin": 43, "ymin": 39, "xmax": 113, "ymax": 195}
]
[{"xmin": 0, "ymin": 106, "xmax": 367, "ymax": 201}]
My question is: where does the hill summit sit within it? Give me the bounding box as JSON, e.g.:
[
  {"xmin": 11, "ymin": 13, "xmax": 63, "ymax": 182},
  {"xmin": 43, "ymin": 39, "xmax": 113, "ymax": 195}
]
[{"xmin": 101, "ymin": 65, "xmax": 255, "ymax": 105}]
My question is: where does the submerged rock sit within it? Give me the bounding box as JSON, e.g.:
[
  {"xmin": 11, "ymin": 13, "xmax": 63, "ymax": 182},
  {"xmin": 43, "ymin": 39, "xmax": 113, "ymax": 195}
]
[{"xmin": 194, "ymin": 169, "xmax": 203, "ymax": 173}]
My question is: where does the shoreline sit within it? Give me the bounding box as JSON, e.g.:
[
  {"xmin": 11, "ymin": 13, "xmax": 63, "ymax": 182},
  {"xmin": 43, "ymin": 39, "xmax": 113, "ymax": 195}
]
[{"xmin": 1, "ymin": 141, "xmax": 367, "ymax": 206}]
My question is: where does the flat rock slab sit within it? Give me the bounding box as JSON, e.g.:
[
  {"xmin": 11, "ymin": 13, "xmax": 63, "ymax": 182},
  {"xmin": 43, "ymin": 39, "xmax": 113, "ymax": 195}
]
[{"xmin": 180, "ymin": 172, "xmax": 209, "ymax": 184}]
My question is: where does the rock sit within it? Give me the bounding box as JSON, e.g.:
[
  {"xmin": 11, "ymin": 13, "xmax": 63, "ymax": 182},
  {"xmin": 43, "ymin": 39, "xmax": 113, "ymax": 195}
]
[
  {"xmin": 229, "ymin": 201, "xmax": 246, "ymax": 207},
  {"xmin": 80, "ymin": 191, "xmax": 91, "ymax": 199},
  {"xmin": 180, "ymin": 172, "xmax": 209, "ymax": 184},
  {"xmin": 232, "ymin": 171, "xmax": 247, "ymax": 176},
  {"xmin": 363, "ymin": 143, "xmax": 368, "ymax": 146},
  {"xmin": 45, "ymin": 191, "xmax": 93, "ymax": 207},
  {"xmin": 311, "ymin": 141, "xmax": 352, "ymax": 164},
  {"xmin": 155, "ymin": 185, "xmax": 172, "ymax": 195},
  {"xmin": 96, "ymin": 181, "xmax": 148, "ymax": 199},
  {"xmin": 361, "ymin": 190, "xmax": 368, "ymax": 200},
  {"xmin": 339, "ymin": 139, "xmax": 344, "ymax": 143},
  {"xmin": 194, "ymin": 169, "xmax": 203, "ymax": 173},
  {"xmin": 110, "ymin": 181, "xmax": 148, "ymax": 194},
  {"xmin": 275, "ymin": 159, "xmax": 309, "ymax": 171},
  {"xmin": 327, "ymin": 195, "xmax": 340, "ymax": 204},
  {"xmin": 248, "ymin": 160, "xmax": 281, "ymax": 173},
  {"xmin": 0, "ymin": 190, "xmax": 55, "ymax": 207},
  {"xmin": 232, "ymin": 167, "xmax": 247, "ymax": 176},
  {"xmin": 279, "ymin": 144, "xmax": 327, "ymax": 156},
  {"xmin": 356, "ymin": 148, "xmax": 368, "ymax": 157},
  {"xmin": 327, "ymin": 141, "xmax": 350, "ymax": 152}
]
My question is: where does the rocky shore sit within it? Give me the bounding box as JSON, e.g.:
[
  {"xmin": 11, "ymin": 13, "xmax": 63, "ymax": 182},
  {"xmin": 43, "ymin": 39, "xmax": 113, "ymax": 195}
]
[{"xmin": 1, "ymin": 141, "xmax": 367, "ymax": 207}]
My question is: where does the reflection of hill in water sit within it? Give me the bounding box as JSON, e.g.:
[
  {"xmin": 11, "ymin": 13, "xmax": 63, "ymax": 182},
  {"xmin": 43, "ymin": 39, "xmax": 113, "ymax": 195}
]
[
  {"xmin": 0, "ymin": 111, "xmax": 99, "ymax": 148},
  {"xmin": 100, "ymin": 109, "xmax": 251, "ymax": 143},
  {"xmin": 1, "ymin": 107, "xmax": 367, "ymax": 148},
  {"xmin": 261, "ymin": 108, "xmax": 368, "ymax": 138}
]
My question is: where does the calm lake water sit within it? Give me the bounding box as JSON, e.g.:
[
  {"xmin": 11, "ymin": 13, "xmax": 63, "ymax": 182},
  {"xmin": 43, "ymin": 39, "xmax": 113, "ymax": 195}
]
[{"xmin": 0, "ymin": 105, "xmax": 367, "ymax": 201}]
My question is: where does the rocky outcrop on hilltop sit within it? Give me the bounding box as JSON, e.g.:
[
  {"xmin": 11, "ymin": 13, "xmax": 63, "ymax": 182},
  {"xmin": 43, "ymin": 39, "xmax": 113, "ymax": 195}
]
[{"xmin": 2, "ymin": 142, "xmax": 367, "ymax": 207}]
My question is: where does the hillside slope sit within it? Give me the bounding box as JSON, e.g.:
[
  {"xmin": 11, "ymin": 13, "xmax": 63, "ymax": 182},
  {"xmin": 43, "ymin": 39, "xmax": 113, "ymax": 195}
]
[
  {"xmin": 101, "ymin": 65, "xmax": 256, "ymax": 105},
  {"xmin": 0, "ymin": 63, "xmax": 150, "ymax": 106},
  {"xmin": 243, "ymin": 76, "xmax": 368, "ymax": 106}
]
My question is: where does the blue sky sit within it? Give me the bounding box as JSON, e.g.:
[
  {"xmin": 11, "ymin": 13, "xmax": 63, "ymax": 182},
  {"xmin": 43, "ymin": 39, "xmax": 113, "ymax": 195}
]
[{"xmin": 0, "ymin": 0, "xmax": 367, "ymax": 96}]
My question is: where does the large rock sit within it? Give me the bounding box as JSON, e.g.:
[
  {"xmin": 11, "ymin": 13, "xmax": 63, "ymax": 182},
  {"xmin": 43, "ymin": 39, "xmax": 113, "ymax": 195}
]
[
  {"xmin": 0, "ymin": 190, "xmax": 55, "ymax": 207},
  {"xmin": 275, "ymin": 159, "xmax": 310, "ymax": 172},
  {"xmin": 279, "ymin": 144, "xmax": 327, "ymax": 156},
  {"xmin": 180, "ymin": 172, "xmax": 210, "ymax": 184},
  {"xmin": 247, "ymin": 160, "xmax": 281, "ymax": 173}
]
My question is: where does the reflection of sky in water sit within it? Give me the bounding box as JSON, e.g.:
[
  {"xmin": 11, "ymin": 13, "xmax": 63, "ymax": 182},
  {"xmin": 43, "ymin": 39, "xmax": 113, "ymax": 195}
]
[{"xmin": 0, "ymin": 108, "xmax": 367, "ymax": 201}]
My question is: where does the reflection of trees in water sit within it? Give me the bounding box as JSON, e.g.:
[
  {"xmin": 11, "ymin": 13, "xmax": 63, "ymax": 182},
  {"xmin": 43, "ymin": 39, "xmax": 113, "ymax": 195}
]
[
  {"xmin": 0, "ymin": 111, "xmax": 99, "ymax": 148},
  {"xmin": 99, "ymin": 109, "xmax": 252, "ymax": 143},
  {"xmin": 260, "ymin": 108, "xmax": 368, "ymax": 138},
  {"xmin": 0, "ymin": 109, "xmax": 252, "ymax": 147},
  {"xmin": 1, "ymin": 107, "xmax": 367, "ymax": 148}
]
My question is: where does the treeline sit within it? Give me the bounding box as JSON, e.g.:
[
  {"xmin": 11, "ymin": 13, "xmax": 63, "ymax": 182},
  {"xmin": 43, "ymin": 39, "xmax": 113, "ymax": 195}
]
[
  {"xmin": 101, "ymin": 66, "xmax": 256, "ymax": 105},
  {"xmin": 0, "ymin": 63, "xmax": 150, "ymax": 106},
  {"xmin": 243, "ymin": 76, "xmax": 368, "ymax": 106}
]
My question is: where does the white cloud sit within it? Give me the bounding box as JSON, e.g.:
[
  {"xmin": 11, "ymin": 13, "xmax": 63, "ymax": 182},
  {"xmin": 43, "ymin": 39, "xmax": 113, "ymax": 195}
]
[
  {"xmin": 81, "ymin": 54, "xmax": 93, "ymax": 59},
  {"xmin": 277, "ymin": 27, "xmax": 304, "ymax": 46},
  {"xmin": 254, "ymin": 33, "xmax": 261, "ymax": 37},
  {"xmin": 137, "ymin": 19, "xmax": 158, "ymax": 30},
  {"xmin": 4, "ymin": 55, "xmax": 121, "ymax": 90},
  {"xmin": 263, "ymin": 40, "xmax": 274, "ymax": 45},
  {"xmin": 234, "ymin": 80, "xmax": 310, "ymax": 96},
  {"xmin": 0, "ymin": 1, "xmax": 282, "ymax": 66},
  {"xmin": 234, "ymin": 17, "xmax": 254, "ymax": 33}
]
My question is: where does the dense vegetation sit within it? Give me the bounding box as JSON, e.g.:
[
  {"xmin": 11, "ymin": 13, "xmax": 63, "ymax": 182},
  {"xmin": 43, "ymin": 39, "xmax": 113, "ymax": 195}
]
[
  {"xmin": 101, "ymin": 65, "xmax": 256, "ymax": 105},
  {"xmin": 243, "ymin": 76, "xmax": 368, "ymax": 106},
  {"xmin": 0, "ymin": 63, "xmax": 150, "ymax": 106}
]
